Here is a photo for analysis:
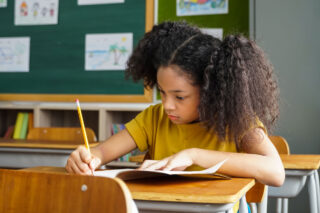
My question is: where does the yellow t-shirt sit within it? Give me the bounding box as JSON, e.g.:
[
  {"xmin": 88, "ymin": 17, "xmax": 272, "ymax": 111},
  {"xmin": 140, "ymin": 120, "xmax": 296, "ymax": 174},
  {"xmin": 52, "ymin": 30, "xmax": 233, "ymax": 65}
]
[{"xmin": 125, "ymin": 104, "xmax": 238, "ymax": 170}]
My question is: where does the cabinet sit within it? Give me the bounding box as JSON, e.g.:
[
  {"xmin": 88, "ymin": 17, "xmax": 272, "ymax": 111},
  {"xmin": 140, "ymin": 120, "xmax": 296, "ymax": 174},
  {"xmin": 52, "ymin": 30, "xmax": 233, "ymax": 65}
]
[{"xmin": 0, "ymin": 101, "xmax": 152, "ymax": 141}]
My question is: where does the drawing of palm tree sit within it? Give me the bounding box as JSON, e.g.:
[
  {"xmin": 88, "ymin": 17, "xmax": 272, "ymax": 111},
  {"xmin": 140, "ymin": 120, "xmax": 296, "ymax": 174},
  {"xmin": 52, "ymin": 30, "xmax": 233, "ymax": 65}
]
[
  {"xmin": 119, "ymin": 46, "xmax": 128, "ymax": 61},
  {"xmin": 109, "ymin": 44, "xmax": 119, "ymax": 65}
]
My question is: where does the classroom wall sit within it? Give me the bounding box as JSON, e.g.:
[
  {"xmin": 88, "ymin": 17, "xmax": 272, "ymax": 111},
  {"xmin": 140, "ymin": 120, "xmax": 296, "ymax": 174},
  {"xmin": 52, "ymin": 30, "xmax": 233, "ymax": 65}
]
[{"xmin": 255, "ymin": 0, "xmax": 320, "ymax": 212}]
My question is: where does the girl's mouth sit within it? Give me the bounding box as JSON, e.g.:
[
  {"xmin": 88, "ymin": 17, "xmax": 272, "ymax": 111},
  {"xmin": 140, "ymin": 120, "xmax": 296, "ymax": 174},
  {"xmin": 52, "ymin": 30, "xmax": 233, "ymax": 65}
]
[{"xmin": 167, "ymin": 114, "xmax": 178, "ymax": 120}]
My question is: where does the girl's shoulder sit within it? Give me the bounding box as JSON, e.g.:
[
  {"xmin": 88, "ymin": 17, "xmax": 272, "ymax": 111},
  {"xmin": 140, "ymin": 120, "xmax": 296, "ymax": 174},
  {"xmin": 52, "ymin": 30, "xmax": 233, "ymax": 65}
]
[{"xmin": 140, "ymin": 103, "xmax": 165, "ymax": 121}]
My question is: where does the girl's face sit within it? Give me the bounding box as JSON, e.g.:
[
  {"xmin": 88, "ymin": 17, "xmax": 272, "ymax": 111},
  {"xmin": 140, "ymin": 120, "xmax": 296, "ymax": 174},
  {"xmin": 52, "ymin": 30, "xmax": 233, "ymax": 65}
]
[{"xmin": 157, "ymin": 65, "xmax": 200, "ymax": 124}]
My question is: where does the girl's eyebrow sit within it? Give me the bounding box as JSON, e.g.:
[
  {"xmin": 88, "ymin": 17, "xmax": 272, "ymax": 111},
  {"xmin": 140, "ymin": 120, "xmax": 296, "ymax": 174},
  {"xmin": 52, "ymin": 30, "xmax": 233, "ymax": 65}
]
[
  {"xmin": 157, "ymin": 83, "xmax": 187, "ymax": 93},
  {"xmin": 169, "ymin": 90, "xmax": 186, "ymax": 93}
]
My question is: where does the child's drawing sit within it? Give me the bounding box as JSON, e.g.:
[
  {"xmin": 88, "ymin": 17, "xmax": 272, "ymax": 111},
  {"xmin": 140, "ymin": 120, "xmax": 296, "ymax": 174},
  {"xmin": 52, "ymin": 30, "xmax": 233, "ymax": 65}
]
[
  {"xmin": 0, "ymin": 37, "xmax": 30, "ymax": 72},
  {"xmin": 85, "ymin": 33, "xmax": 133, "ymax": 71},
  {"xmin": 177, "ymin": 0, "xmax": 228, "ymax": 16},
  {"xmin": 15, "ymin": 0, "xmax": 59, "ymax": 25},
  {"xmin": 0, "ymin": 0, "xmax": 7, "ymax": 7},
  {"xmin": 201, "ymin": 28, "xmax": 223, "ymax": 40}
]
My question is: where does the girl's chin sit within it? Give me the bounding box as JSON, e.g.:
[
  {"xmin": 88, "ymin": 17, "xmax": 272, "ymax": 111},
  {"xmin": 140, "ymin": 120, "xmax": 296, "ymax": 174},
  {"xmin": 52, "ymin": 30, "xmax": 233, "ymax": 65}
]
[{"xmin": 169, "ymin": 119, "xmax": 187, "ymax": 125}]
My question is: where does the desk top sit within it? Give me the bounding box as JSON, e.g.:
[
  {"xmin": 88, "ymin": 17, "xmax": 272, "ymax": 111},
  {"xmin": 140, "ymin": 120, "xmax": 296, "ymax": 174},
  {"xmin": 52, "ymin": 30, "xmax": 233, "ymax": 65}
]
[
  {"xmin": 24, "ymin": 166, "xmax": 255, "ymax": 204},
  {"xmin": 281, "ymin": 154, "xmax": 320, "ymax": 170},
  {"xmin": 126, "ymin": 177, "xmax": 254, "ymax": 203},
  {"xmin": 0, "ymin": 139, "xmax": 99, "ymax": 149}
]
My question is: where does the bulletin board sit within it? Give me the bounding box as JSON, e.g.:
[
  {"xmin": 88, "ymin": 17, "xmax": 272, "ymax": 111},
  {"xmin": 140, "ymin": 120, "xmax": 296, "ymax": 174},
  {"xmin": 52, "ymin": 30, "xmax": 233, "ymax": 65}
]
[
  {"xmin": 0, "ymin": 0, "xmax": 154, "ymax": 102},
  {"xmin": 157, "ymin": 0, "xmax": 249, "ymax": 36}
]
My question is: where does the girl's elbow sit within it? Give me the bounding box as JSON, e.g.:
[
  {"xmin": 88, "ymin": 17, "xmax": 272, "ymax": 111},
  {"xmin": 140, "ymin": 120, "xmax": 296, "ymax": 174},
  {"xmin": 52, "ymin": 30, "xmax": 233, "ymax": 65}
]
[{"xmin": 269, "ymin": 167, "xmax": 285, "ymax": 187}]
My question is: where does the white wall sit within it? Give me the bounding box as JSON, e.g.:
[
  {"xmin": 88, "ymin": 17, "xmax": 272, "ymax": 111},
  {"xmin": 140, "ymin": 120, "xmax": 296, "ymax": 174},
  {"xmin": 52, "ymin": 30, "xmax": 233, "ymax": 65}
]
[{"xmin": 255, "ymin": 0, "xmax": 320, "ymax": 212}]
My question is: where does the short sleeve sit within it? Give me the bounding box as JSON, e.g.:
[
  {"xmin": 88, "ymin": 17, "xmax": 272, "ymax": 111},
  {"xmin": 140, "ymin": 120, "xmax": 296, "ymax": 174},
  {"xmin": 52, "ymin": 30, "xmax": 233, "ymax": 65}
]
[
  {"xmin": 239, "ymin": 118, "xmax": 267, "ymax": 142},
  {"xmin": 125, "ymin": 105, "xmax": 159, "ymax": 152}
]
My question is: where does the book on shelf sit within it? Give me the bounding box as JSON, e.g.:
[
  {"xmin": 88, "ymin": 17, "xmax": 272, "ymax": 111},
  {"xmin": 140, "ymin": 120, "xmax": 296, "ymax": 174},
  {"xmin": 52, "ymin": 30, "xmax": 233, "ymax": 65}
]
[
  {"xmin": 28, "ymin": 112, "xmax": 34, "ymax": 131},
  {"xmin": 94, "ymin": 159, "xmax": 228, "ymax": 181},
  {"xmin": 3, "ymin": 126, "xmax": 14, "ymax": 139},
  {"xmin": 13, "ymin": 112, "xmax": 25, "ymax": 139},
  {"xmin": 12, "ymin": 112, "xmax": 32, "ymax": 140},
  {"xmin": 19, "ymin": 113, "xmax": 29, "ymax": 139}
]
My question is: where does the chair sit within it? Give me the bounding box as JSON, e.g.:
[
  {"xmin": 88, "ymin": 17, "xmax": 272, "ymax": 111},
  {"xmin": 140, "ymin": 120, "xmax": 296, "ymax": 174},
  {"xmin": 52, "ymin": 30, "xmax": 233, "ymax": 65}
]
[
  {"xmin": 0, "ymin": 168, "xmax": 138, "ymax": 213},
  {"xmin": 27, "ymin": 127, "xmax": 97, "ymax": 144},
  {"xmin": 268, "ymin": 135, "xmax": 320, "ymax": 213},
  {"xmin": 269, "ymin": 135, "xmax": 290, "ymax": 155},
  {"xmin": 237, "ymin": 136, "xmax": 290, "ymax": 213},
  {"xmin": 267, "ymin": 136, "xmax": 290, "ymax": 213}
]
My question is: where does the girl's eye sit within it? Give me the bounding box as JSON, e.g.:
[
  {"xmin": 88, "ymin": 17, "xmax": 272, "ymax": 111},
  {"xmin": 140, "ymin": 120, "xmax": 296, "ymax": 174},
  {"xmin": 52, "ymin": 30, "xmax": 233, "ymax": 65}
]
[{"xmin": 176, "ymin": 96, "xmax": 184, "ymax": 100}]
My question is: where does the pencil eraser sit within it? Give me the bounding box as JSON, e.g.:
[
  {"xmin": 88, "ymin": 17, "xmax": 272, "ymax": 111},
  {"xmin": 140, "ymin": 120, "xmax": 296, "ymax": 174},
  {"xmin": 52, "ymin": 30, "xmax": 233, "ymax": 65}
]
[{"xmin": 76, "ymin": 99, "xmax": 79, "ymax": 102}]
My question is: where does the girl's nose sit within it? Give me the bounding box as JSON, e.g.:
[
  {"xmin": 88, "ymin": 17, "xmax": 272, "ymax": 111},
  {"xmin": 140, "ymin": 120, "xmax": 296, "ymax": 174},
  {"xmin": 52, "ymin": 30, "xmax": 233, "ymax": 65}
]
[{"xmin": 163, "ymin": 97, "xmax": 175, "ymax": 111}]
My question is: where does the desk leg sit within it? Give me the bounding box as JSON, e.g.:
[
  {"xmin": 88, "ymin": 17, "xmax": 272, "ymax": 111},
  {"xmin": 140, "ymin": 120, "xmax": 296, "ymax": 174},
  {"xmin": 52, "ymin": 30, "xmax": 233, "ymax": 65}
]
[
  {"xmin": 239, "ymin": 196, "xmax": 248, "ymax": 213},
  {"xmin": 308, "ymin": 171, "xmax": 318, "ymax": 213},
  {"xmin": 275, "ymin": 198, "xmax": 282, "ymax": 213},
  {"xmin": 314, "ymin": 170, "xmax": 320, "ymax": 213},
  {"xmin": 282, "ymin": 199, "xmax": 288, "ymax": 213}
]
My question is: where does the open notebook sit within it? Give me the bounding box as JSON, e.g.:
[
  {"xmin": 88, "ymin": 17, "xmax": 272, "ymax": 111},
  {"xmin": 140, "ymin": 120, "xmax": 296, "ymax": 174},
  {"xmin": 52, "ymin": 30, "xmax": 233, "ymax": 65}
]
[{"xmin": 94, "ymin": 159, "xmax": 229, "ymax": 180}]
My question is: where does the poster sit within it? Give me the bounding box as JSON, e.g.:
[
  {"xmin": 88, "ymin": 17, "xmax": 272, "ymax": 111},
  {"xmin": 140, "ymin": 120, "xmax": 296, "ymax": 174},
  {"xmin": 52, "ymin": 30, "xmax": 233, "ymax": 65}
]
[
  {"xmin": 201, "ymin": 28, "xmax": 223, "ymax": 40},
  {"xmin": 14, "ymin": 0, "xmax": 59, "ymax": 25},
  {"xmin": 177, "ymin": 0, "xmax": 228, "ymax": 16},
  {"xmin": 0, "ymin": 0, "xmax": 7, "ymax": 7},
  {"xmin": 78, "ymin": 0, "xmax": 124, "ymax": 5},
  {"xmin": 85, "ymin": 33, "xmax": 133, "ymax": 71},
  {"xmin": 0, "ymin": 37, "xmax": 30, "ymax": 72}
]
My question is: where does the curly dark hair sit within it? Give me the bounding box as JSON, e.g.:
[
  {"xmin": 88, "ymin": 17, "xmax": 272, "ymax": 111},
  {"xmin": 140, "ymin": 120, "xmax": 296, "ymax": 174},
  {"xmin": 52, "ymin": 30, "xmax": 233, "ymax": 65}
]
[{"xmin": 126, "ymin": 21, "xmax": 279, "ymax": 147}]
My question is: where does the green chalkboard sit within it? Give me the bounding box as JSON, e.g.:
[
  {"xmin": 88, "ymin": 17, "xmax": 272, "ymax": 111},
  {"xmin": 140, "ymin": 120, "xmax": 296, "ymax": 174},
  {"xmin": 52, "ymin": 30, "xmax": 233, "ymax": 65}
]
[
  {"xmin": 0, "ymin": 0, "xmax": 153, "ymax": 102},
  {"xmin": 158, "ymin": 0, "xmax": 249, "ymax": 37}
]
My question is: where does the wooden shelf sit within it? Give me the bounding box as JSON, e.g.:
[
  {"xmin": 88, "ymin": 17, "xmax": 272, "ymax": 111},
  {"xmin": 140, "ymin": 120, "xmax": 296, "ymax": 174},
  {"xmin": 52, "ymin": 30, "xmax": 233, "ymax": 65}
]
[{"xmin": 0, "ymin": 101, "xmax": 152, "ymax": 141}]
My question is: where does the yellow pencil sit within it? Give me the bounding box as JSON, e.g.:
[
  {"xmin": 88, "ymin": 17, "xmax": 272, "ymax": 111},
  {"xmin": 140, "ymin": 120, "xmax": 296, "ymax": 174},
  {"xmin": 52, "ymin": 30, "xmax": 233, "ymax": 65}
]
[{"xmin": 76, "ymin": 99, "xmax": 90, "ymax": 153}]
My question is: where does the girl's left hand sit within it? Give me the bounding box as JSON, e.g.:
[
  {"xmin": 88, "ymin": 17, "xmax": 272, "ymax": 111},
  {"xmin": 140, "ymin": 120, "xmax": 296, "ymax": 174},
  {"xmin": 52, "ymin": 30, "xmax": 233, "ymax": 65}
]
[{"xmin": 138, "ymin": 148, "xmax": 195, "ymax": 171}]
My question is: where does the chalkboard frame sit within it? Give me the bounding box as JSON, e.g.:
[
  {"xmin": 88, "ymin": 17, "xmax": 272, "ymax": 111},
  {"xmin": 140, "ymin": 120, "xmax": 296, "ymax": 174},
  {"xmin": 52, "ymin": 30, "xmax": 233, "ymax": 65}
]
[{"xmin": 0, "ymin": 0, "xmax": 154, "ymax": 103}]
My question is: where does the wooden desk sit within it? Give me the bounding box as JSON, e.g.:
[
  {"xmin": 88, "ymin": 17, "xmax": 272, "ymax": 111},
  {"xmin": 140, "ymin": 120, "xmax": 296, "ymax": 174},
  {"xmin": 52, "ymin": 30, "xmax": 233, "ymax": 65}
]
[
  {"xmin": 0, "ymin": 139, "xmax": 98, "ymax": 168},
  {"xmin": 24, "ymin": 166, "xmax": 255, "ymax": 213},
  {"xmin": 281, "ymin": 154, "xmax": 320, "ymax": 170},
  {"xmin": 269, "ymin": 154, "xmax": 320, "ymax": 213}
]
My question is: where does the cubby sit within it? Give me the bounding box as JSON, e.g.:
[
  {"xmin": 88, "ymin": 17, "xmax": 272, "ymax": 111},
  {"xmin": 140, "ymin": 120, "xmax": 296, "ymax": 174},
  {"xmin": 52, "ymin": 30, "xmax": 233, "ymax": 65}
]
[{"xmin": 0, "ymin": 101, "xmax": 152, "ymax": 141}]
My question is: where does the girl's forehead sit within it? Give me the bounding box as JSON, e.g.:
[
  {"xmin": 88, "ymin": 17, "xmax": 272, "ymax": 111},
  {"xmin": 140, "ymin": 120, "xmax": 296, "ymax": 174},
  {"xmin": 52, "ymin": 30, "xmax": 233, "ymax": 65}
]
[
  {"xmin": 157, "ymin": 66, "xmax": 198, "ymax": 90},
  {"xmin": 157, "ymin": 65, "xmax": 193, "ymax": 82}
]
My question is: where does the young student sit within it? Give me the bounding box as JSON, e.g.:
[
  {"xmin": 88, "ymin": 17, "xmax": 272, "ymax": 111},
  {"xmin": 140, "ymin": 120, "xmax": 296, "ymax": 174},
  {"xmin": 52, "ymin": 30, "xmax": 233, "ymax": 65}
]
[{"xmin": 66, "ymin": 21, "xmax": 285, "ymax": 187}]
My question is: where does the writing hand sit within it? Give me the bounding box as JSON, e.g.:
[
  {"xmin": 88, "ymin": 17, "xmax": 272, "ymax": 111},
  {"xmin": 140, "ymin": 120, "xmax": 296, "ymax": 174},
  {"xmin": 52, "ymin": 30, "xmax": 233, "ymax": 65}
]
[{"xmin": 66, "ymin": 145, "xmax": 101, "ymax": 175}]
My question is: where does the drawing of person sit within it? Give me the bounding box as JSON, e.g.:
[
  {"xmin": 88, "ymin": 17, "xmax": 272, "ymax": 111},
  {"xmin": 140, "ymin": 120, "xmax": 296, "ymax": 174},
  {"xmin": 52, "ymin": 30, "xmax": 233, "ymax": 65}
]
[
  {"xmin": 49, "ymin": 3, "xmax": 55, "ymax": 17},
  {"xmin": 20, "ymin": 1, "xmax": 28, "ymax": 16},
  {"xmin": 32, "ymin": 2, "xmax": 39, "ymax": 18},
  {"xmin": 41, "ymin": 7, "xmax": 47, "ymax": 17}
]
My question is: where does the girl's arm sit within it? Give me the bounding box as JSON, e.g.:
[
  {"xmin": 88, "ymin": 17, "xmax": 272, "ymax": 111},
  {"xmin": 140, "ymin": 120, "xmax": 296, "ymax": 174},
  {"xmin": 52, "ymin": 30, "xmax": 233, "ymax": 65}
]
[
  {"xmin": 65, "ymin": 129, "xmax": 137, "ymax": 175},
  {"xmin": 139, "ymin": 128, "xmax": 285, "ymax": 187}
]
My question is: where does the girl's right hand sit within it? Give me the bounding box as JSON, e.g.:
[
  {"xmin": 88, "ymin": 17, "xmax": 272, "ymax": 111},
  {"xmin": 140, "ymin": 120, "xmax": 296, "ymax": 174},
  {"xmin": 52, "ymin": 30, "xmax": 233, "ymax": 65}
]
[{"xmin": 65, "ymin": 145, "xmax": 101, "ymax": 175}]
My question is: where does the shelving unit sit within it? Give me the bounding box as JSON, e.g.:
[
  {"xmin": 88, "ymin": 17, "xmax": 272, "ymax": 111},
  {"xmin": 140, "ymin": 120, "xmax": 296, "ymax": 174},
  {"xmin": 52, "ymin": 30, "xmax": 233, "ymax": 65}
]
[{"xmin": 0, "ymin": 101, "xmax": 153, "ymax": 141}]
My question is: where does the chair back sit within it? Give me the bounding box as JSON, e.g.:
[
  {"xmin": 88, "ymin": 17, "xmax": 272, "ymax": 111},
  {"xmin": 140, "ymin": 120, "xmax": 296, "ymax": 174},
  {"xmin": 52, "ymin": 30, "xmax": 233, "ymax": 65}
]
[
  {"xmin": 246, "ymin": 135, "xmax": 289, "ymax": 204},
  {"xmin": 0, "ymin": 169, "xmax": 136, "ymax": 213},
  {"xmin": 269, "ymin": 135, "xmax": 290, "ymax": 154},
  {"xmin": 27, "ymin": 127, "xmax": 97, "ymax": 144}
]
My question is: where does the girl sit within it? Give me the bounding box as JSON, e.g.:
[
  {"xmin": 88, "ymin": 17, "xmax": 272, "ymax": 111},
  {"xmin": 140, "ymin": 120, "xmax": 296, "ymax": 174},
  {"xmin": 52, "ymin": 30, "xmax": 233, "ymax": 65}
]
[{"xmin": 66, "ymin": 21, "xmax": 285, "ymax": 187}]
